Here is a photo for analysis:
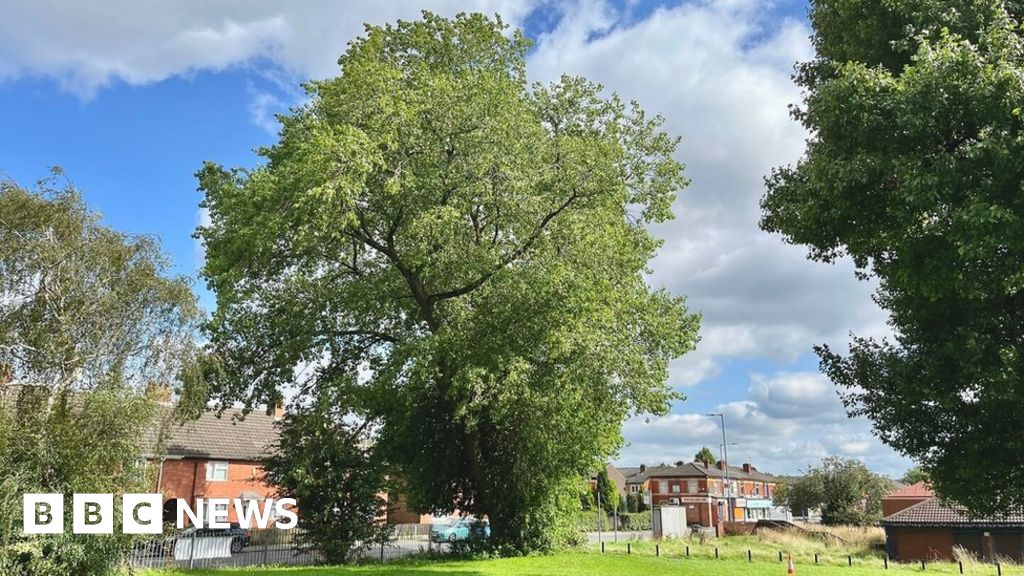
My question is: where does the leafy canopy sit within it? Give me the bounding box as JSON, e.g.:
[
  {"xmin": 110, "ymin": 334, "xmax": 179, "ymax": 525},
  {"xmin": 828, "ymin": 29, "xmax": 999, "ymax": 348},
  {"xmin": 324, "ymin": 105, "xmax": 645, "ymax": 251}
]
[
  {"xmin": 197, "ymin": 12, "xmax": 698, "ymax": 552},
  {"xmin": 774, "ymin": 457, "xmax": 893, "ymax": 526},
  {"xmin": 761, "ymin": 0, "xmax": 1024, "ymax": 515},
  {"xmin": 694, "ymin": 446, "xmax": 717, "ymax": 466},
  {"xmin": 0, "ymin": 175, "xmax": 200, "ymax": 576}
]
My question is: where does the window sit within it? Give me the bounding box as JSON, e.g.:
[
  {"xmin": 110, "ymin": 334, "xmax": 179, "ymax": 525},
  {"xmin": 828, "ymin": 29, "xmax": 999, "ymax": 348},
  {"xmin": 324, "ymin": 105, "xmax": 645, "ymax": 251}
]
[
  {"xmin": 206, "ymin": 461, "xmax": 229, "ymax": 481},
  {"xmin": 671, "ymin": 483, "xmax": 680, "ymax": 493},
  {"xmin": 657, "ymin": 480, "xmax": 668, "ymax": 493},
  {"xmin": 207, "ymin": 501, "xmax": 229, "ymax": 524},
  {"xmin": 630, "ymin": 485, "xmax": 638, "ymax": 493},
  {"xmin": 688, "ymin": 479, "xmax": 698, "ymax": 494}
]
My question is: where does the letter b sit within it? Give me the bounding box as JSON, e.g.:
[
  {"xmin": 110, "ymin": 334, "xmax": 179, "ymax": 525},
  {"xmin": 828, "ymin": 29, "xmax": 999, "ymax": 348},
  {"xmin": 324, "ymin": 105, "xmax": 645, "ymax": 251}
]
[
  {"xmin": 73, "ymin": 494, "xmax": 113, "ymax": 534},
  {"xmin": 23, "ymin": 494, "xmax": 63, "ymax": 534}
]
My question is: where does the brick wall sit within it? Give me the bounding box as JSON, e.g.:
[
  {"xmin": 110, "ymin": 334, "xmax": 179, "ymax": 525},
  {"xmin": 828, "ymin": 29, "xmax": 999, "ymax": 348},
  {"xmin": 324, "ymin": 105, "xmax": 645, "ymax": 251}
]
[
  {"xmin": 890, "ymin": 527, "xmax": 956, "ymax": 561},
  {"xmin": 156, "ymin": 457, "xmax": 277, "ymax": 524}
]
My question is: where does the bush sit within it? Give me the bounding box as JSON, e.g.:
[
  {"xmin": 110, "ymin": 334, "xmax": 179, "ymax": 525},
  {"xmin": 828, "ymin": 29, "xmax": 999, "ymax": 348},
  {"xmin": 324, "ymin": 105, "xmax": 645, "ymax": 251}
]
[
  {"xmin": 617, "ymin": 511, "xmax": 652, "ymax": 531},
  {"xmin": 575, "ymin": 510, "xmax": 609, "ymax": 532}
]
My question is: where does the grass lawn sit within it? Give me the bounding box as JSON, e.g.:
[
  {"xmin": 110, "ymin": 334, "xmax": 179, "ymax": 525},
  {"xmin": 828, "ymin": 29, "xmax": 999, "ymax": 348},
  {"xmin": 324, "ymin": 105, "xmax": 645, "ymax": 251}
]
[{"xmin": 139, "ymin": 548, "xmax": 1024, "ymax": 576}]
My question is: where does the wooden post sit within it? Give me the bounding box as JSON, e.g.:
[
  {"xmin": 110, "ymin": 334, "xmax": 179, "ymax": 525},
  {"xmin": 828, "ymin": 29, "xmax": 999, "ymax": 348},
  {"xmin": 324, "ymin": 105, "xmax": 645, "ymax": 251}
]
[
  {"xmin": 748, "ymin": 549, "xmax": 752, "ymax": 562},
  {"xmin": 715, "ymin": 547, "xmax": 719, "ymax": 559},
  {"xmin": 656, "ymin": 544, "xmax": 659, "ymax": 557},
  {"xmin": 814, "ymin": 553, "xmax": 818, "ymax": 564}
]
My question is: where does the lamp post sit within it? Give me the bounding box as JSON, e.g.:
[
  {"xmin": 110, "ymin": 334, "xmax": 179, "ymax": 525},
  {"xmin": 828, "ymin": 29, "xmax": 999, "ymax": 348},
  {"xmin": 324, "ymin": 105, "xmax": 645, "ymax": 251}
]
[{"xmin": 707, "ymin": 413, "xmax": 731, "ymax": 522}]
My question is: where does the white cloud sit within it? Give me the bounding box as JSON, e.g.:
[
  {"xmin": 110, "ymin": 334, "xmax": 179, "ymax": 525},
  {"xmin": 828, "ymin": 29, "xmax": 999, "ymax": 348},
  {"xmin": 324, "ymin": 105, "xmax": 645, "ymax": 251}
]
[
  {"xmin": 619, "ymin": 371, "xmax": 910, "ymax": 476},
  {"xmin": 0, "ymin": 0, "xmax": 538, "ymax": 98}
]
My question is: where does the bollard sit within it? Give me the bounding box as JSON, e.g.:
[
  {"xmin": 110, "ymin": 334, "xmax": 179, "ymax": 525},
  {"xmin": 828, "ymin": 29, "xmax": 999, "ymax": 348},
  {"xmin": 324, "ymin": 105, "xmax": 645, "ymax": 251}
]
[
  {"xmin": 715, "ymin": 547, "xmax": 719, "ymax": 559},
  {"xmin": 686, "ymin": 545, "xmax": 689, "ymax": 557},
  {"xmin": 958, "ymin": 560, "xmax": 963, "ymax": 574},
  {"xmin": 997, "ymin": 562, "xmax": 1002, "ymax": 576},
  {"xmin": 656, "ymin": 544, "xmax": 660, "ymax": 557},
  {"xmin": 814, "ymin": 553, "xmax": 819, "ymax": 564},
  {"xmin": 920, "ymin": 559, "xmax": 925, "ymax": 570},
  {"xmin": 779, "ymin": 551, "xmax": 783, "ymax": 562},
  {"xmin": 748, "ymin": 549, "xmax": 752, "ymax": 562},
  {"xmin": 627, "ymin": 543, "xmax": 631, "ymax": 555},
  {"xmin": 848, "ymin": 555, "xmax": 852, "ymax": 566},
  {"xmin": 601, "ymin": 542, "xmax": 605, "ymax": 554},
  {"xmin": 884, "ymin": 556, "xmax": 888, "ymax": 570}
]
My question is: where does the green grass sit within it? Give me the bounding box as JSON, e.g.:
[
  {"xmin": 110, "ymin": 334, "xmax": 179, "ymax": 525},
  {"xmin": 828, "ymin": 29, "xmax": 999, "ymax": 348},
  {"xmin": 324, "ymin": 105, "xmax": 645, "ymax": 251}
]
[{"xmin": 139, "ymin": 547, "xmax": 1024, "ymax": 576}]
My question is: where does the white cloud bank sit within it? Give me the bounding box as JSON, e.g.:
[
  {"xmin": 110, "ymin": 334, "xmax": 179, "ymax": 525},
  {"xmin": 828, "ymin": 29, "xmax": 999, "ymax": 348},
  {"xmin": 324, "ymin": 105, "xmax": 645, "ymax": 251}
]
[{"xmin": 0, "ymin": 0, "xmax": 909, "ymax": 475}]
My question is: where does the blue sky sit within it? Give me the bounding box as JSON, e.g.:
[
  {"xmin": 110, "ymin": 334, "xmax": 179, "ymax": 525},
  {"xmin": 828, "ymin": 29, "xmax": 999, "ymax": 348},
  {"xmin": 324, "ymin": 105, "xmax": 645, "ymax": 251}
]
[{"xmin": 0, "ymin": 0, "xmax": 912, "ymax": 477}]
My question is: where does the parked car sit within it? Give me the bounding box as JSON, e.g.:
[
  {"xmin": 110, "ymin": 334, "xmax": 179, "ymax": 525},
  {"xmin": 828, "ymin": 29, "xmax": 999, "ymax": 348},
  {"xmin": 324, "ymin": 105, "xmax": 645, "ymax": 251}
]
[
  {"xmin": 189, "ymin": 523, "xmax": 252, "ymax": 553},
  {"xmin": 430, "ymin": 517, "xmax": 490, "ymax": 543}
]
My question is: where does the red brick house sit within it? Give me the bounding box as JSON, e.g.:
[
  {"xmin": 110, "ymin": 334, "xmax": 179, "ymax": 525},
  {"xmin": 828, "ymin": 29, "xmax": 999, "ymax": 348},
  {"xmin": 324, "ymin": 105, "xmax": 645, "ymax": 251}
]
[
  {"xmin": 882, "ymin": 497, "xmax": 1024, "ymax": 562},
  {"xmin": 146, "ymin": 407, "xmax": 283, "ymax": 526},
  {"xmin": 620, "ymin": 461, "xmax": 783, "ymax": 526},
  {"xmin": 882, "ymin": 481, "xmax": 934, "ymax": 517}
]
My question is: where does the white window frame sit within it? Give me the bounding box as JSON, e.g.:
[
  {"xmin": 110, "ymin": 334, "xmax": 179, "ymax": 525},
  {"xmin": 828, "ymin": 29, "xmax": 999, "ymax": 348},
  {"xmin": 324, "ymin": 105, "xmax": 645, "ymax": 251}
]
[
  {"xmin": 207, "ymin": 501, "xmax": 230, "ymax": 524},
  {"xmin": 206, "ymin": 460, "xmax": 229, "ymax": 482},
  {"xmin": 688, "ymin": 479, "xmax": 698, "ymax": 494},
  {"xmin": 671, "ymin": 483, "xmax": 680, "ymax": 493},
  {"xmin": 657, "ymin": 480, "xmax": 668, "ymax": 494},
  {"xmin": 630, "ymin": 485, "xmax": 638, "ymax": 494}
]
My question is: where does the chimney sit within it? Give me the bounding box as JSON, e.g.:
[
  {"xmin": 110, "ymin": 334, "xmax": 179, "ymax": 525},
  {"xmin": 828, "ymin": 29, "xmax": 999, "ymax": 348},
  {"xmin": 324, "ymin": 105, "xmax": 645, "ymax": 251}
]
[
  {"xmin": 717, "ymin": 460, "xmax": 727, "ymax": 471},
  {"xmin": 639, "ymin": 464, "xmax": 647, "ymax": 473},
  {"xmin": 742, "ymin": 463, "xmax": 753, "ymax": 473}
]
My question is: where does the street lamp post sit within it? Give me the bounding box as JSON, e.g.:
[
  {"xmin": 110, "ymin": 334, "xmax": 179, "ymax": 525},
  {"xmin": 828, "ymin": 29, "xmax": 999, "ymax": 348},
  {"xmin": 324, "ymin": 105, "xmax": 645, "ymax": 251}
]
[{"xmin": 707, "ymin": 413, "xmax": 731, "ymax": 522}]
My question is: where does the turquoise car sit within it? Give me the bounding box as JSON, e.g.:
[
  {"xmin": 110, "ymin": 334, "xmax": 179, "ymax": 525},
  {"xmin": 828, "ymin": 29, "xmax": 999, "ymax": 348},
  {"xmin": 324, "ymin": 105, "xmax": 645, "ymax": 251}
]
[{"xmin": 430, "ymin": 517, "xmax": 490, "ymax": 543}]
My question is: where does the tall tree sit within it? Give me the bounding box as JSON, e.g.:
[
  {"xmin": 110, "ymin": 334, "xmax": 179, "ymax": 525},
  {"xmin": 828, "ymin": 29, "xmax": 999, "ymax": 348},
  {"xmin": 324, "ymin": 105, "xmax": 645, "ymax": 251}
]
[
  {"xmin": 694, "ymin": 446, "xmax": 716, "ymax": 466},
  {"xmin": 594, "ymin": 469, "xmax": 618, "ymax": 515},
  {"xmin": 197, "ymin": 12, "xmax": 699, "ymax": 552},
  {"xmin": 0, "ymin": 174, "xmax": 200, "ymax": 575},
  {"xmin": 761, "ymin": 0, "xmax": 1024, "ymax": 515}
]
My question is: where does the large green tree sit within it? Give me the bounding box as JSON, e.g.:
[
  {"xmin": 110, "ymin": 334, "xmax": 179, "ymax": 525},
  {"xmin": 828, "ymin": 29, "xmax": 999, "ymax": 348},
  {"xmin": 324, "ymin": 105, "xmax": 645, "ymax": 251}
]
[
  {"xmin": 197, "ymin": 12, "xmax": 699, "ymax": 552},
  {"xmin": 0, "ymin": 174, "xmax": 200, "ymax": 575},
  {"xmin": 761, "ymin": 0, "xmax": 1024, "ymax": 515},
  {"xmin": 774, "ymin": 457, "xmax": 892, "ymax": 526}
]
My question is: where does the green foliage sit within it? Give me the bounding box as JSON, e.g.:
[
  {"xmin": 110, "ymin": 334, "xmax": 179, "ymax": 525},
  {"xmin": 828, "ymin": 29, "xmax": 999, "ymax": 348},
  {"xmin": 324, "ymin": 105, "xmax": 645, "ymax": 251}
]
[
  {"xmin": 617, "ymin": 511, "xmax": 652, "ymax": 531},
  {"xmin": 761, "ymin": 0, "xmax": 1024, "ymax": 515},
  {"xmin": 262, "ymin": 386, "xmax": 391, "ymax": 564},
  {"xmin": 775, "ymin": 457, "xmax": 893, "ymax": 526},
  {"xmin": 625, "ymin": 493, "xmax": 638, "ymax": 513},
  {"xmin": 636, "ymin": 487, "xmax": 649, "ymax": 513},
  {"xmin": 694, "ymin": 446, "xmax": 716, "ymax": 466},
  {"xmin": 594, "ymin": 469, "xmax": 619, "ymax": 515},
  {"xmin": 900, "ymin": 466, "xmax": 930, "ymax": 485},
  {"xmin": 197, "ymin": 12, "xmax": 698, "ymax": 554},
  {"xmin": 0, "ymin": 175, "xmax": 199, "ymax": 575}
]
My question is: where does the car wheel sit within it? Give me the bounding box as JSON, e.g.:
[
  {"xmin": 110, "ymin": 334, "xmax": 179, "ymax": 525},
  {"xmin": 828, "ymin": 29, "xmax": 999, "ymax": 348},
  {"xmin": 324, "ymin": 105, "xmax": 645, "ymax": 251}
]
[
  {"xmin": 448, "ymin": 534, "xmax": 457, "ymax": 543},
  {"xmin": 231, "ymin": 538, "xmax": 243, "ymax": 553}
]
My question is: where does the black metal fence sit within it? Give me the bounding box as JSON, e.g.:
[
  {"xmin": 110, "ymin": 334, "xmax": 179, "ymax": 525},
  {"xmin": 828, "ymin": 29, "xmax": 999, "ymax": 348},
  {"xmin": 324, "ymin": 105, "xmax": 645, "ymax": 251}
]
[{"xmin": 126, "ymin": 523, "xmax": 442, "ymax": 570}]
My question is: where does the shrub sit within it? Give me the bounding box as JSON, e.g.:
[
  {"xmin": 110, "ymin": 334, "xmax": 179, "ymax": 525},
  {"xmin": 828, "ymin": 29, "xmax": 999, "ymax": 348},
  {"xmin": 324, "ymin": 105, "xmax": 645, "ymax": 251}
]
[{"xmin": 617, "ymin": 511, "xmax": 652, "ymax": 531}]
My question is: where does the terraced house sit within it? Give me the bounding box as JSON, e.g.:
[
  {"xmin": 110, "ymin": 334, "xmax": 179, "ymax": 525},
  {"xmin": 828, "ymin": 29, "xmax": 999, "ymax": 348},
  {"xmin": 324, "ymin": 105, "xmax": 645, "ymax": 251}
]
[{"xmin": 619, "ymin": 461, "xmax": 787, "ymax": 527}]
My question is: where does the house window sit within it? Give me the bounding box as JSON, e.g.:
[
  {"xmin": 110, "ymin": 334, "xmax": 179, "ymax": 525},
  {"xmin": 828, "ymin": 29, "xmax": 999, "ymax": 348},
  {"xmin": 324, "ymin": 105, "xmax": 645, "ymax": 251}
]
[
  {"xmin": 657, "ymin": 480, "xmax": 668, "ymax": 493},
  {"xmin": 207, "ymin": 501, "xmax": 229, "ymax": 524},
  {"xmin": 206, "ymin": 461, "xmax": 229, "ymax": 481},
  {"xmin": 688, "ymin": 479, "xmax": 698, "ymax": 494},
  {"xmin": 671, "ymin": 483, "xmax": 681, "ymax": 493},
  {"xmin": 630, "ymin": 485, "xmax": 638, "ymax": 494}
]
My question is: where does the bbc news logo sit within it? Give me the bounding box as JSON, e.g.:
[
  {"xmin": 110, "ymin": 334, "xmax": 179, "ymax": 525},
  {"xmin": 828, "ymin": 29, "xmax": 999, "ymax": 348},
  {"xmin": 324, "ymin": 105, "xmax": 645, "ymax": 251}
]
[{"xmin": 23, "ymin": 494, "xmax": 297, "ymax": 534}]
